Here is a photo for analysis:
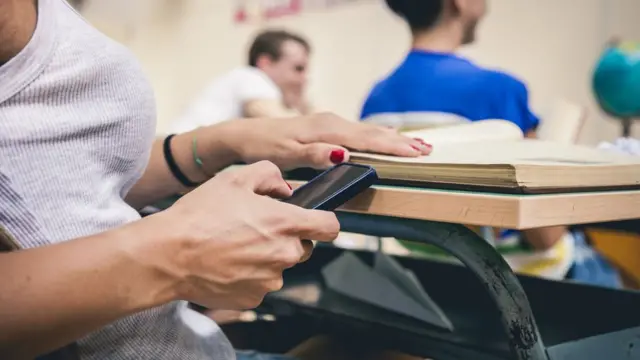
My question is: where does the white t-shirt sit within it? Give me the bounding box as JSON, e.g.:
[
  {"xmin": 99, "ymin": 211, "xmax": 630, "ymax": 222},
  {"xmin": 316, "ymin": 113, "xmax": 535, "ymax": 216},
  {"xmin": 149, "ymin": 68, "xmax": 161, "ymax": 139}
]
[{"xmin": 169, "ymin": 66, "xmax": 282, "ymax": 133}]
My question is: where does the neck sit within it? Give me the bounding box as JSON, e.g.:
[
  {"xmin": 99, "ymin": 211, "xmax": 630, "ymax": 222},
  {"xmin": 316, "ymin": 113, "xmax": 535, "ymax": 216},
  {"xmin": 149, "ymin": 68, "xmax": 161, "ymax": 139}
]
[
  {"xmin": 0, "ymin": 0, "xmax": 38, "ymax": 65},
  {"xmin": 411, "ymin": 23, "xmax": 463, "ymax": 53}
]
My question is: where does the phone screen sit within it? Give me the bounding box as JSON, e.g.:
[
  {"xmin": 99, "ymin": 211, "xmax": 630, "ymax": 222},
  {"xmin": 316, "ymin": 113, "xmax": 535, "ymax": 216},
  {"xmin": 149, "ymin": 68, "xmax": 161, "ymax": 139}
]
[{"xmin": 285, "ymin": 164, "xmax": 372, "ymax": 210}]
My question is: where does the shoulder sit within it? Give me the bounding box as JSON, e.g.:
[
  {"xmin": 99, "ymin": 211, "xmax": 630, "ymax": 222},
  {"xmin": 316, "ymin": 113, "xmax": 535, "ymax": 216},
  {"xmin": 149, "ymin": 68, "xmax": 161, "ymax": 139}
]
[
  {"xmin": 226, "ymin": 67, "xmax": 281, "ymax": 100},
  {"xmin": 477, "ymin": 69, "xmax": 539, "ymax": 131},
  {"xmin": 227, "ymin": 66, "xmax": 272, "ymax": 84},
  {"xmin": 480, "ymin": 69, "xmax": 529, "ymax": 96},
  {"xmin": 361, "ymin": 79, "xmax": 395, "ymax": 119}
]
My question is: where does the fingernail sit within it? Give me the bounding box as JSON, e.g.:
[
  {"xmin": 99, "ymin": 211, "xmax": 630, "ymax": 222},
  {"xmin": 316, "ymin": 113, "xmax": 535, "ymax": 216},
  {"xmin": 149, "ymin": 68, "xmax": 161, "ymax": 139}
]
[
  {"xmin": 286, "ymin": 182, "xmax": 292, "ymax": 190},
  {"xmin": 411, "ymin": 145, "xmax": 421, "ymax": 151},
  {"xmin": 425, "ymin": 143, "xmax": 433, "ymax": 150},
  {"xmin": 414, "ymin": 138, "xmax": 432, "ymax": 147},
  {"xmin": 330, "ymin": 149, "xmax": 345, "ymax": 164}
]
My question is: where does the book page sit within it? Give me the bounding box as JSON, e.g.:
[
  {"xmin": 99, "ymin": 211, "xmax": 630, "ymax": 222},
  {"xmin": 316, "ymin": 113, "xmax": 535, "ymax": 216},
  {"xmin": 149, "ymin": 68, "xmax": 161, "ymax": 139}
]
[
  {"xmin": 536, "ymin": 100, "xmax": 585, "ymax": 144},
  {"xmin": 353, "ymin": 139, "xmax": 640, "ymax": 166},
  {"xmin": 402, "ymin": 119, "xmax": 524, "ymax": 146}
]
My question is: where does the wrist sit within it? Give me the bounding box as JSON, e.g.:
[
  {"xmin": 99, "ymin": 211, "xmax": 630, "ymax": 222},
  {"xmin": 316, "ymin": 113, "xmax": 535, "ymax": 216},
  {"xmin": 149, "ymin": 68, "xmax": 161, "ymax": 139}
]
[
  {"xmin": 115, "ymin": 215, "xmax": 184, "ymax": 308},
  {"xmin": 197, "ymin": 122, "xmax": 243, "ymax": 169},
  {"xmin": 169, "ymin": 132, "xmax": 209, "ymax": 184}
]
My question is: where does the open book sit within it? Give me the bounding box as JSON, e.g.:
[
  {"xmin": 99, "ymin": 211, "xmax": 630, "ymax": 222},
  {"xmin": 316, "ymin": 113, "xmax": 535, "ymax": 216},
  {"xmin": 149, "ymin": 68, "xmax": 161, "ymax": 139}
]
[{"xmin": 351, "ymin": 120, "xmax": 640, "ymax": 193}]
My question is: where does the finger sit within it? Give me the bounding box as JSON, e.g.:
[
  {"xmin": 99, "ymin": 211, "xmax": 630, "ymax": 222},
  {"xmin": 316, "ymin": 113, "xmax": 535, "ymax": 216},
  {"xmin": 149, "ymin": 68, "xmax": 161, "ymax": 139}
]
[
  {"xmin": 313, "ymin": 119, "xmax": 430, "ymax": 157},
  {"xmin": 276, "ymin": 236, "xmax": 306, "ymax": 269},
  {"xmin": 297, "ymin": 143, "xmax": 351, "ymax": 169},
  {"xmin": 287, "ymin": 208, "xmax": 340, "ymax": 243},
  {"xmin": 228, "ymin": 161, "xmax": 292, "ymax": 198},
  {"xmin": 366, "ymin": 124, "xmax": 433, "ymax": 156},
  {"xmin": 411, "ymin": 137, "xmax": 434, "ymax": 155},
  {"xmin": 299, "ymin": 240, "xmax": 314, "ymax": 263}
]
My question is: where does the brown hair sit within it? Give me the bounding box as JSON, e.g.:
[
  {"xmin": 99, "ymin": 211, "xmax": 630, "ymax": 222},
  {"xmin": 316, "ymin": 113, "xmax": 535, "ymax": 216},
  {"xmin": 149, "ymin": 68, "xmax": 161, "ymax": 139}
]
[{"xmin": 248, "ymin": 30, "xmax": 310, "ymax": 67}]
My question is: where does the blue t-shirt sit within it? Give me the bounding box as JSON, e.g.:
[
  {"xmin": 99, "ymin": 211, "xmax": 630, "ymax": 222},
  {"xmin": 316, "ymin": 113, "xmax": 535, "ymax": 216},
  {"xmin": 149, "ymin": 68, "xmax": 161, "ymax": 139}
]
[{"xmin": 360, "ymin": 50, "xmax": 539, "ymax": 133}]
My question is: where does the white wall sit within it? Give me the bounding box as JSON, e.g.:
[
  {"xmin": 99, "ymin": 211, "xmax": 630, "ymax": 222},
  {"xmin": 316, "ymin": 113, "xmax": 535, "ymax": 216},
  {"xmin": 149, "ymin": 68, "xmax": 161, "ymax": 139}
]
[{"xmin": 83, "ymin": 0, "xmax": 640, "ymax": 142}]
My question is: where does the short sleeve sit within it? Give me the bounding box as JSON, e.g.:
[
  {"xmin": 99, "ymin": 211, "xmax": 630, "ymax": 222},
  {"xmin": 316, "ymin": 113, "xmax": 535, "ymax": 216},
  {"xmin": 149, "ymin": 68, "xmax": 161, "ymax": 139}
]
[
  {"xmin": 489, "ymin": 72, "xmax": 540, "ymax": 133},
  {"xmin": 232, "ymin": 67, "xmax": 282, "ymax": 103},
  {"xmin": 360, "ymin": 81, "xmax": 395, "ymax": 121}
]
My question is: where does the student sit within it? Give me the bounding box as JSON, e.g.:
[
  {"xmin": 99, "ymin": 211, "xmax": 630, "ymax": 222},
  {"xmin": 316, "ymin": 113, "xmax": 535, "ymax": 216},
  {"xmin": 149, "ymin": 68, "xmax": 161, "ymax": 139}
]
[
  {"xmin": 0, "ymin": 0, "xmax": 431, "ymax": 359},
  {"xmin": 170, "ymin": 30, "xmax": 314, "ymax": 134},
  {"xmin": 360, "ymin": 0, "xmax": 622, "ymax": 288}
]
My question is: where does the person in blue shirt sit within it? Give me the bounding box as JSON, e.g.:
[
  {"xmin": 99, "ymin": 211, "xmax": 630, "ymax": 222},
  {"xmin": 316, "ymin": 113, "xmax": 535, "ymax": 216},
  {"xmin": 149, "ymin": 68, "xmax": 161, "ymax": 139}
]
[
  {"xmin": 361, "ymin": 0, "xmax": 622, "ymax": 288},
  {"xmin": 362, "ymin": 0, "xmax": 538, "ymax": 134}
]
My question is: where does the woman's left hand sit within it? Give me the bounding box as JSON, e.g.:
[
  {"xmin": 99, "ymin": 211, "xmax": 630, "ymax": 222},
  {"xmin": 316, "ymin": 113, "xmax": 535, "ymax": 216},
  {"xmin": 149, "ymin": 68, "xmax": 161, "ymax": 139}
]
[{"xmin": 201, "ymin": 112, "xmax": 432, "ymax": 171}]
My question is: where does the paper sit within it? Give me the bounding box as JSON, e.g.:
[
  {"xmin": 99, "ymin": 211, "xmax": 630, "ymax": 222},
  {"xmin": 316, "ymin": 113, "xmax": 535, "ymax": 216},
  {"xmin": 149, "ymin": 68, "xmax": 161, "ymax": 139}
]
[
  {"xmin": 374, "ymin": 252, "xmax": 453, "ymax": 331},
  {"xmin": 322, "ymin": 252, "xmax": 454, "ymax": 331}
]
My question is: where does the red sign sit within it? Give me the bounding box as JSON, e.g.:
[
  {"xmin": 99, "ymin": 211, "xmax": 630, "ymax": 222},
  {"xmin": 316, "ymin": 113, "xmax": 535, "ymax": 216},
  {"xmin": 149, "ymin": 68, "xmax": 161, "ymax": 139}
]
[
  {"xmin": 263, "ymin": 0, "xmax": 302, "ymax": 19},
  {"xmin": 234, "ymin": 0, "xmax": 371, "ymax": 23},
  {"xmin": 234, "ymin": 0, "xmax": 302, "ymax": 23}
]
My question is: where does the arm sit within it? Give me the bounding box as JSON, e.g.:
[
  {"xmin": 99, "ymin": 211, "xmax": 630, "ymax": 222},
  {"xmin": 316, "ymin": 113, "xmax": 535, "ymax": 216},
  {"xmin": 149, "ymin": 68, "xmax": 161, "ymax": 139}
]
[
  {"xmin": 244, "ymin": 96, "xmax": 314, "ymax": 118},
  {"xmin": 127, "ymin": 113, "xmax": 430, "ymax": 209},
  {"xmin": 0, "ymin": 215, "xmax": 176, "ymax": 359},
  {"xmin": 522, "ymin": 129, "xmax": 569, "ymax": 250},
  {"xmin": 3, "ymin": 162, "xmax": 340, "ymax": 359},
  {"xmin": 238, "ymin": 68, "xmax": 306, "ymax": 118},
  {"xmin": 244, "ymin": 98, "xmax": 300, "ymax": 118},
  {"xmin": 125, "ymin": 124, "xmax": 239, "ymax": 209}
]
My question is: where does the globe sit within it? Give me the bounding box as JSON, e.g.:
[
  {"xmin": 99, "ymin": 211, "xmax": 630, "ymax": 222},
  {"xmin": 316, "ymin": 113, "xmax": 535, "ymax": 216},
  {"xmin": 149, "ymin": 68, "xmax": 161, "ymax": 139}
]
[{"xmin": 593, "ymin": 40, "xmax": 640, "ymax": 135}]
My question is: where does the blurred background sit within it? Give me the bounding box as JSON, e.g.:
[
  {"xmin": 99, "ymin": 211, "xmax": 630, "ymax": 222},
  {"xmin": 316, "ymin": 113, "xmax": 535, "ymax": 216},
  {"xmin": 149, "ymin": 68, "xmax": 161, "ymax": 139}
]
[{"xmin": 73, "ymin": 0, "xmax": 640, "ymax": 143}]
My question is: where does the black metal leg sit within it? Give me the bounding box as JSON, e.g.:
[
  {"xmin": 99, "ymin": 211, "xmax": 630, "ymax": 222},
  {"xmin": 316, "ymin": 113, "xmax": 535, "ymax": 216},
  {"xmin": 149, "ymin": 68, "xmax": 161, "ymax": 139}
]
[{"xmin": 337, "ymin": 211, "xmax": 548, "ymax": 360}]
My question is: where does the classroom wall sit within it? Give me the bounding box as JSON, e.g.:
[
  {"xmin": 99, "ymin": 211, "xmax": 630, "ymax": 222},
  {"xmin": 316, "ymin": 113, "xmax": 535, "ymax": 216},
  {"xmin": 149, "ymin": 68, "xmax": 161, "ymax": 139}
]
[{"xmin": 82, "ymin": 0, "xmax": 640, "ymax": 142}]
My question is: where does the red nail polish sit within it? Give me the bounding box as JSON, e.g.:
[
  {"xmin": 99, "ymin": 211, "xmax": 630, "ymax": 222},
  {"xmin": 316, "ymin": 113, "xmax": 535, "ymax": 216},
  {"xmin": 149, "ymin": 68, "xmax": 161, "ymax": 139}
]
[
  {"xmin": 286, "ymin": 182, "xmax": 292, "ymax": 190},
  {"xmin": 330, "ymin": 149, "xmax": 345, "ymax": 164},
  {"xmin": 414, "ymin": 138, "xmax": 432, "ymax": 147}
]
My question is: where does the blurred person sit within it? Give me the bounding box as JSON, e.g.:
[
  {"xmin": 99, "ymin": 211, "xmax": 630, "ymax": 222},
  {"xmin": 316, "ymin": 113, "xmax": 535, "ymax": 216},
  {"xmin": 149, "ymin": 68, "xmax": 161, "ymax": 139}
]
[
  {"xmin": 360, "ymin": 0, "xmax": 622, "ymax": 288},
  {"xmin": 0, "ymin": 1, "xmax": 431, "ymax": 359},
  {"xmin": 170, "ymin": 30, "xmax": 313, "ymax": 134}
]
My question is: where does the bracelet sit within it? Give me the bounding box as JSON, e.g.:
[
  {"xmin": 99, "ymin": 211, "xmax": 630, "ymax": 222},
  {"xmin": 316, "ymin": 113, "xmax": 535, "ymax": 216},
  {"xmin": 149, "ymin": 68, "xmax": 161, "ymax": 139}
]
[
  {"xmin": 192, "ymin": 135, "xmax": 207, "ymax": 174},
  {"xmin": 192, "ymin": 133, "xmax": 216, "ymax": 179},
  {"xmin": 163, "ymin": 134, "xmax": 200, "ymax": 188}
]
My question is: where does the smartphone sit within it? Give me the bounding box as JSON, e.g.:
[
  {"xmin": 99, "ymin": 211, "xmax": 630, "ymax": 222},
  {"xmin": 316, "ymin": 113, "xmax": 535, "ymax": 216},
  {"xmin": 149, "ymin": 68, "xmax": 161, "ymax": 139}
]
[{"xmin": 283, "ymin": 163, "xmax": 378, "ymax": 211}]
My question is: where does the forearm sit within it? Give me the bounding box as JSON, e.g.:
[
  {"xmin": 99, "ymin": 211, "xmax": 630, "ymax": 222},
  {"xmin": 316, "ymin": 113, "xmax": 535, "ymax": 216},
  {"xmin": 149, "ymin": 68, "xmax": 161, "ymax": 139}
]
[
  {"xmin": 522, "ymin": 226, "xmax": 568, "ymax": 250},
  {"xmin": 126, "ymin": 124, "xmax": 240, "ymax": 209},
  {"xmin": 244, "ymin": 99, "xmax": 300, "ymax": 119},
  {"xmin": 520, "ymin": 130, "xmax": 569, "ymax": 249},
  {"xmin": 297, "ymin": 100, "xmax": 315, "ymax": 115},
  {"xmin": 0, "ymin": 215, "xmax": 176, "ymax": 359}
]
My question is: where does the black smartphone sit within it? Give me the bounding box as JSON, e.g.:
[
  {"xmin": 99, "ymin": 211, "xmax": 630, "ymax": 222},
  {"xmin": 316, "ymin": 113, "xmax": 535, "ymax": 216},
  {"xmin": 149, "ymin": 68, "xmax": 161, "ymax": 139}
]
[{"xmin": 283, "ymin": 163, "xmax": 378, "ymax": 211}]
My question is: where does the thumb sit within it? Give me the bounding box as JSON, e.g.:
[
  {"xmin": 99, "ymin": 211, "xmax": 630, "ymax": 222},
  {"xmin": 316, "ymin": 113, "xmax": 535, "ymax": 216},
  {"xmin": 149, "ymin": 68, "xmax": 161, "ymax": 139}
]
[
  {"xmin": 300, "ymin": 143, "xmax": 350, "ymax": 169},
  {"xmin": 228, "ymin": 161, "xmax": 292, "ymax": 198}
]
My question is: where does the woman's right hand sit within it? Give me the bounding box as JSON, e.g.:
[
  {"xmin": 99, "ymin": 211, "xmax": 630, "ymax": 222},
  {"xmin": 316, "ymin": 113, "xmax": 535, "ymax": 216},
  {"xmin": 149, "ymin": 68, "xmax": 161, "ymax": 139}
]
[{"xmin": 144, "ymin": 161, "xmax": 339, "ymax": 310}]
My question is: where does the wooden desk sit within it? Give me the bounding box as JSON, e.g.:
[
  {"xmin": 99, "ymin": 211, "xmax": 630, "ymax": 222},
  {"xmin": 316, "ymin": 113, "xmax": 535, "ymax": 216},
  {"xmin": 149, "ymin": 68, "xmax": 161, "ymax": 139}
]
[{"xmin": 290, "ymin": 181, "xmax": 640, "ymax": 230}]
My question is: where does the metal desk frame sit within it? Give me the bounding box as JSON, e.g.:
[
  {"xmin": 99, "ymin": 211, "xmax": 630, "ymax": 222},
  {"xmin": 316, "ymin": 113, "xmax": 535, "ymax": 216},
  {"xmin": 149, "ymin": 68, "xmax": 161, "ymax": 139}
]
[{"xmin": 337, "ymin": 212, "xmax": 547, "ymax": 360}]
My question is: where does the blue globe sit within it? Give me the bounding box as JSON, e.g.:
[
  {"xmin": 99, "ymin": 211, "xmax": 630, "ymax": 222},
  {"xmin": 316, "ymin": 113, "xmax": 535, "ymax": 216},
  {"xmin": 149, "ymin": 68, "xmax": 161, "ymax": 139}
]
[{"xmin": 593, "ymin": 41, "xmax": 640, "ymax": 118}]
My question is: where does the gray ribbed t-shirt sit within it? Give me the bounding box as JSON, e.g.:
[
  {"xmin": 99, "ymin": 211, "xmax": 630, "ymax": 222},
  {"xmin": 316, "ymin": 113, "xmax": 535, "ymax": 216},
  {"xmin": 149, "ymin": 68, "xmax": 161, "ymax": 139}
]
[{"xmin": 0, "ymin": 0, "xmax": 234, "ymax": 359}]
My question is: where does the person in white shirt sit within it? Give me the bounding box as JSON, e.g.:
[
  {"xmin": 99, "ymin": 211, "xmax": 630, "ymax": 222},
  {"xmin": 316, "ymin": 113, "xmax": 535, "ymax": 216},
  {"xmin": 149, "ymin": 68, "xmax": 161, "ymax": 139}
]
[{"xmin": 171, "ymin": 30, "xmax": 312, "ymax": 134}]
